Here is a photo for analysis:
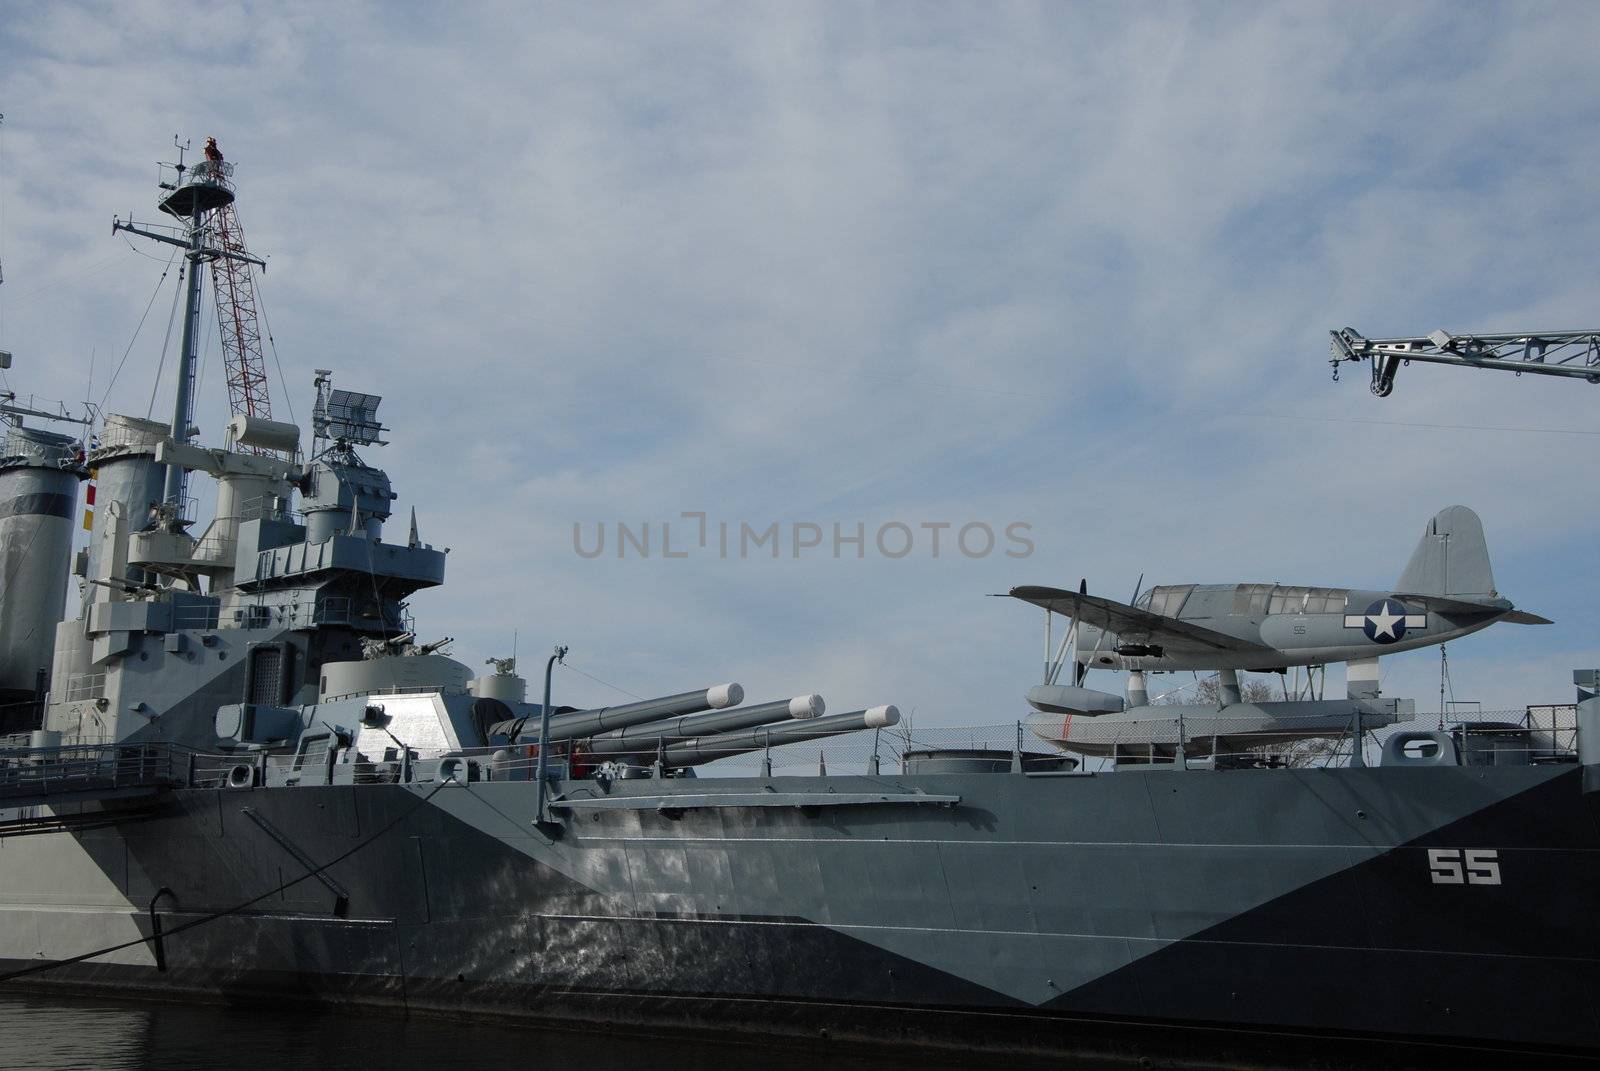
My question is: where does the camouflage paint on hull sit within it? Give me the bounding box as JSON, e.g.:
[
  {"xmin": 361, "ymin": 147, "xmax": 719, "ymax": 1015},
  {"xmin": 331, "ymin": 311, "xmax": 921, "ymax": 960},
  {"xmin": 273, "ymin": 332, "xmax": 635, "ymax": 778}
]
[{"xmin": 0, "ymin": 763, "xmax": 1595, "ymax": 1064}]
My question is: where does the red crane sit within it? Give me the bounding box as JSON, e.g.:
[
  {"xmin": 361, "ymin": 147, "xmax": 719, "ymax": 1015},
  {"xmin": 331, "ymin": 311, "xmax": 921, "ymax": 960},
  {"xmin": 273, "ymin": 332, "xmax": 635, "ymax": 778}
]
[{"xmin": 203, "ymin": 140, "xmax": 274, "ymax": 427}]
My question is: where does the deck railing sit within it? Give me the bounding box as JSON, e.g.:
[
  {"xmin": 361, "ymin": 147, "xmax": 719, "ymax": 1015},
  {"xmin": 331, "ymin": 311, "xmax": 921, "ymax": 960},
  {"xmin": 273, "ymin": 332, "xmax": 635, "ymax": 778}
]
[
  {"xmin": 5, "ymin": 703, "xmax": 1578, "ymax": 800},
  {"xmin": 0, "ymin": 742, "xmax": 193, "ymax": 801}
]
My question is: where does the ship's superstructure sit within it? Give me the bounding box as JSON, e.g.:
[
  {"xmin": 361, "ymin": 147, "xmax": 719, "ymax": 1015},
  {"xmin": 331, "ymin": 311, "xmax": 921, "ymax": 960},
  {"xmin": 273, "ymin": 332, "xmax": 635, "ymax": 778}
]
[
  {"xmin": 0, "ymin": 142, "xmax": 1596, "ymax": 1068},
  {"xmin": 29, "ymin": 151, "xmax": 452, "ymax": 754},
  {"xmin": 11, "ymin": 144, "xmax": 903, "ymax": 787}
]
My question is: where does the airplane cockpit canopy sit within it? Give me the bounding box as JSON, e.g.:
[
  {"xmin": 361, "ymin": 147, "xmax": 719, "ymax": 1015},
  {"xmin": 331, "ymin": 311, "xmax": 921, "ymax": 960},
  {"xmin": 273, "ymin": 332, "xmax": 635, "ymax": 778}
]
[
  {"xmin": 1271, "ymin": 586, "xmax": 1346, "ymax": 614},
  {"xmin": 1133, "ymin": 584, "xmax": 1348, "ymax": 618},
  {"xmin": 1229, "ymin": 584, "xmax": 1346, "ymax": 616},
  {"xmin": 1136, "ymin": 585, "xmax": 1195, "ymax": 617}
]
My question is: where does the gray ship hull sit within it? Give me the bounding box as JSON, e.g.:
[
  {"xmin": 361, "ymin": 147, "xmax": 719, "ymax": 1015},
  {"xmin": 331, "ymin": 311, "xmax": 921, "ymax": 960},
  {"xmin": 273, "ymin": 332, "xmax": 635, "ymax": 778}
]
[{"xmin": 2, "ymin": 762, "xmax": 1596, "ymax": 1065}]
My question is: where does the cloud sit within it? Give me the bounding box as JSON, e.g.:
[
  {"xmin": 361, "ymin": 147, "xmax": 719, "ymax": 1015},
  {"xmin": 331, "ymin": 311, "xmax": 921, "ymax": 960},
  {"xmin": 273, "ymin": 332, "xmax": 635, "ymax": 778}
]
[{"xmin": 1, "ymin": 2, "xmax": 1595, "ymax": 726}]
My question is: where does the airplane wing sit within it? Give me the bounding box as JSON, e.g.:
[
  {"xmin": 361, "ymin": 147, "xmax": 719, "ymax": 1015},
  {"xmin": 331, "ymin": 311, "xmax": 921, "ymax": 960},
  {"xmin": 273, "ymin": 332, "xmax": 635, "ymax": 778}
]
[
  {"xmin": 1007, "ymin": 586, "xmax": 1276, "ymax": 653},
  {"xmin": 1391, "ymin": 591, "xmax": 1553, "ymax": 624}
]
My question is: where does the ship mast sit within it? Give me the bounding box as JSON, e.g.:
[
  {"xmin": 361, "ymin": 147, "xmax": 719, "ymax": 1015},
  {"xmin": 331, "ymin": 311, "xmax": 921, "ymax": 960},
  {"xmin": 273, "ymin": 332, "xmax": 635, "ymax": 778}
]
[{"xmin": 111, "ymin": 137, "xmax": 264, "ymax": 508}]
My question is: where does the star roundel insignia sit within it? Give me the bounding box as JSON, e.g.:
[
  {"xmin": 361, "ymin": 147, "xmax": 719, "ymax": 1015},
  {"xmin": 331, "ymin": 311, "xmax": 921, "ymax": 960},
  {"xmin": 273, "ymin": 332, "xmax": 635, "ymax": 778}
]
[{"xmin": 1362, "ymin": 598, "xmax": 1409, "ymax": 644}]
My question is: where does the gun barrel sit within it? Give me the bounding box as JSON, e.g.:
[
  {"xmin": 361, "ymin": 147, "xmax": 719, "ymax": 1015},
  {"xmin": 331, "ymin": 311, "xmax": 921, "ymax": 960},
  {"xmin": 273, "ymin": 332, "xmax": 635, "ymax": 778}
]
[
  {"xmin": 527, "ymin": 683, "xmax": 744, "ymax": 744},
  {"xmin": 661, "ymin": 705, "xmax": 898, "ymax": 768},
  {"xmin": 587, "ymin": 694, "xmax": 823, "ymax": 756}
]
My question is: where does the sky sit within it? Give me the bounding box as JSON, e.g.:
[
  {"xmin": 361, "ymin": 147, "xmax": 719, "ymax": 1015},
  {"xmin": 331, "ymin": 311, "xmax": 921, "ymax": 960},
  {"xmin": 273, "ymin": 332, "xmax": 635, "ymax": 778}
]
[{"xmin": 0, "ymin": 1, "xmax": 1596, "ymax": 727}]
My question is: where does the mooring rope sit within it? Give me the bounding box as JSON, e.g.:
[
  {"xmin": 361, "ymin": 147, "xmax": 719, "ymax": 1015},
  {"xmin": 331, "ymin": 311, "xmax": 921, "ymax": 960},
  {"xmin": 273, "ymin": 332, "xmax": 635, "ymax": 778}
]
[{"xmin": 0, "ymin": 776, "xmax": 457, "ymax": 983}]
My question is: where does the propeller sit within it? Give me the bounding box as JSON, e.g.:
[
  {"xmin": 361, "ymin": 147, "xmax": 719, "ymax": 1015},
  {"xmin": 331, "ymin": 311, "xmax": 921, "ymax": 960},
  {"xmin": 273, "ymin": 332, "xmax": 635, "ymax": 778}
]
[
  {"xmin": 1074, "ymin": 576, "xmax": 1100, "ymax": 686},
  {"xmin": 1076, "ymin": 572, "xmax": 1142, "ymax": 684}
]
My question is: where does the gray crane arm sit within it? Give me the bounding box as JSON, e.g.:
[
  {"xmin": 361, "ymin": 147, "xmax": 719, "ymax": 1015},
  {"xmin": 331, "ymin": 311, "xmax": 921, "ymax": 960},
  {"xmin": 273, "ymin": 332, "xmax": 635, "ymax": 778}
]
[{"xmin": 1330, "ymin": 327, "xmax": 1600, "ymax": 396}]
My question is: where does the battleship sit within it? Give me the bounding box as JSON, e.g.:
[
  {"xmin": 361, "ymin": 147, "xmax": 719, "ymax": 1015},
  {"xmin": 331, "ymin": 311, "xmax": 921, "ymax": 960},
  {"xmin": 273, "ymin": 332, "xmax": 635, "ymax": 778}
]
[{"xmin": 0, "ymin": 142, "xmax": 1597, "ymax": 1069}]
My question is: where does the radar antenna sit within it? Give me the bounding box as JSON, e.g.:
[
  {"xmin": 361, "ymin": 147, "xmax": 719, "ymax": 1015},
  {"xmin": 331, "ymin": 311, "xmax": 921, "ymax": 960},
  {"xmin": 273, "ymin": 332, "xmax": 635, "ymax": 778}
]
[
  {"xmin": 311, "ymin": 369, "xmax": 387, "ymax": 459},
  {"xmin": 1330, "ymin": 327, "xmax": 1600, "ymax": 397}
]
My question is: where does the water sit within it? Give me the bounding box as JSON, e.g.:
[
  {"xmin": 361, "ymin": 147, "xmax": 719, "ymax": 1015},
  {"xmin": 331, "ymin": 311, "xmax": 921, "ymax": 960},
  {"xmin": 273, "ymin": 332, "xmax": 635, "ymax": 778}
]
[{"xmin": 0, "ymin": 989, "xmax": 1053, "ymax": 1071}]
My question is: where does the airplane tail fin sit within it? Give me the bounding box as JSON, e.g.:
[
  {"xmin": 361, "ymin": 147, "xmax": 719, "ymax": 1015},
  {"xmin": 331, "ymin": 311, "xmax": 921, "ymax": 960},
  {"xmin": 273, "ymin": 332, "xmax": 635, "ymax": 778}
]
[{"xmin": 1395, "ymin": 505, "xmax": 1497, "ymax": 598}]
